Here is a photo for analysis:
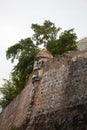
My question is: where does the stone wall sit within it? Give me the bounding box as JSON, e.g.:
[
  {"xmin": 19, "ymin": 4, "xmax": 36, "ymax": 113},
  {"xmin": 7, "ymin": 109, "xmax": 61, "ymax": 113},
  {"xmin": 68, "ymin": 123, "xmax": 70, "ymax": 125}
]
[
  {"xmin": 0, "ymin": 51, "xmax": 87, "ymax": 130},
  {"xmin": 32, "ymin": 51, "xmax": 87, "ymax": 114},
  {"xmin": 0, "ymin": 77, "xmax": 34, "ymax": 130},
  {"xmin": 26, "ymin": 51, "xmax": 87, "ymax": 130}
]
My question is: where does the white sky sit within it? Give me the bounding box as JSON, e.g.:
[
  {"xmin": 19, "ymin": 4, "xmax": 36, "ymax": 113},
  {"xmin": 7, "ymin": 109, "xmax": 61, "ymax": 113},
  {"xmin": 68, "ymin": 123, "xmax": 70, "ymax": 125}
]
[{"xmin": 0, "ymin": 0, "xmax": 87, "ymax": 86}]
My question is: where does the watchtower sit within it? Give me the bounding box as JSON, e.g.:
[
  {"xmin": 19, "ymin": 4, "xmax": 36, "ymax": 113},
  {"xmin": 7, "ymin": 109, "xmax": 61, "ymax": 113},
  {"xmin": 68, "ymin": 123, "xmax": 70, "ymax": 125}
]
[{"xmin": 32, "ymin": 49, "xmax": 53, "ymax": 84}]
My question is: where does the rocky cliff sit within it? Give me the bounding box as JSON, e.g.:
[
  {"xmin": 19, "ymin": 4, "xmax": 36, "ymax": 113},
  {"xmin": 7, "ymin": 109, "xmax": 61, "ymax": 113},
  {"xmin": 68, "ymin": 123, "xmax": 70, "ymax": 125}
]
[{"xmin": 0, "ymin": 50, "xmax": 87, "ymax": 130}]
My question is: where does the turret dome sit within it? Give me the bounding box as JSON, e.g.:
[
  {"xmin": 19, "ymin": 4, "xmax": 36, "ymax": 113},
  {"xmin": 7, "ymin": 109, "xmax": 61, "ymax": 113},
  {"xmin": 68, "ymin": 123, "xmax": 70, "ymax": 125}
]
[{"xmin": 36, "ymin": 49, "xmax": 53, "ymax": 59}]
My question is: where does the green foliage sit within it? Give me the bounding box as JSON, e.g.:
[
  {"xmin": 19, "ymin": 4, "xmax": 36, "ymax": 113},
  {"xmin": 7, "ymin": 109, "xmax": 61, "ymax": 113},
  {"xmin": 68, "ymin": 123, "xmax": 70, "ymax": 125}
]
[
  {"xmin": 6, "ymin": 38, "xmax": 39, "ymax": 89},
  {"xmin": 0, "ymin": 20, "xmax": 78, "ymax": 110},
  {"xmin": 31, "ymin": 20, "xmax": 61, "ymax": 48},
  {"xmin": 0, "ymin": 79, "xmax": 19, "ymax": 109},
  {"xmin": 58, "ymin": 29, "xmax": 77, "ymax": 53},
  {"xmin": 10, "ymin": 125, "xmax": 17, "ymax": 130},
  {"xmin": 0, "ymin": 38, "xmax": 39, "ymax": 110},
  {"xmin": 32, "ymin": 20, "xmax": 77, "ymax": 56},
  {"xmin": 47, "ymin": 29, "xmax": 77, "ymax": 56},
  {"xmin": 47, "ymin": 40, "xmax": 59, "ymax": 56}
]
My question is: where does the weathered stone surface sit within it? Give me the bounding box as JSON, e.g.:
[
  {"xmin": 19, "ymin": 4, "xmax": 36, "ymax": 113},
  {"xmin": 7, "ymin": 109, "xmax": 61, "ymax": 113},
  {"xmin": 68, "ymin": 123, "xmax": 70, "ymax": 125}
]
[
  {"xmin": 32, "ymin": 49, "xmax": 53, "ymax": 84},
  {"xmin": 0, "ymin": 51, "xmax": 87, "ymax": 130},
  {"xmin": 77, "ymin": 37, "xmax": 87, "ymax": 51}
]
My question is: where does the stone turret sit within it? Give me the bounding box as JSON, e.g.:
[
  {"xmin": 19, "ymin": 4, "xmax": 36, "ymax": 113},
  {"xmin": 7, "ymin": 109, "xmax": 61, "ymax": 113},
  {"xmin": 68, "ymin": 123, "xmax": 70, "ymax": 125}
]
[{"xmin": 32, "ymin": 49, "xmax": 53, "ymax": 84}]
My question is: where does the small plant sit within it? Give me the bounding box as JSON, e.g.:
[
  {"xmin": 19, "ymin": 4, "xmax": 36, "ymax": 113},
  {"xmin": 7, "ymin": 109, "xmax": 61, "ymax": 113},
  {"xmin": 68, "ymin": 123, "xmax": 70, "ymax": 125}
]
[{"xmin": 10, "ymin": 125, "xmax": 17, "ymax": 130}]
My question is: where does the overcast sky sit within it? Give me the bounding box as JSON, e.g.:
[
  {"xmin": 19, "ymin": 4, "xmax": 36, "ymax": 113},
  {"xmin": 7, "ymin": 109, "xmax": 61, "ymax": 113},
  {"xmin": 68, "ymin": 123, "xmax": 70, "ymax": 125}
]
[{"xmin": 0, "ymin": 0, "xmax": 87, "ymax": 86}]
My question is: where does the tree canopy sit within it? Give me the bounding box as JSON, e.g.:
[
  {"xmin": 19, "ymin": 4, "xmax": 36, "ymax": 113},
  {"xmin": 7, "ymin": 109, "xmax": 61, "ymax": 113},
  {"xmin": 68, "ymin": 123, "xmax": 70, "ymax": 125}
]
[
  {"xmin": 31, "ymin": 20, "xmax": 61, "ymax": 48},
  {"xmin": 6, "ymin": 38, "xmax": 39, "ymax": 88},
  {"xmin": 0, "ymin": 20, "xmax": 78, "ymax": 110},
  {"xmin": 47, "ymin": 29, "xmax": 77, "ymax": 56},
  {"xmin": 0, "ymin": 79, "xmax": 19, "ymax": 108}
]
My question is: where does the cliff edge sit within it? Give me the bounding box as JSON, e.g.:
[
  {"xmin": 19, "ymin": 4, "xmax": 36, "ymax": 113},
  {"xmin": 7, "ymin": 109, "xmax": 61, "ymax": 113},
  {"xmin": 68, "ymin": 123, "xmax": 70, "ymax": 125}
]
[{"xmin": 0, "ymin": 50, "xmax": 87, "ymax": 130}]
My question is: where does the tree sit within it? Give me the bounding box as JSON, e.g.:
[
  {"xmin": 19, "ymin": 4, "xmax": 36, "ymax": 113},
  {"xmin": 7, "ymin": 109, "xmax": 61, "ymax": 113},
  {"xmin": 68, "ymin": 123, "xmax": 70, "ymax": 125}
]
[
  {"xmin": 0, "ymin": 79, "xmax": 19, "ymax": 109},
  {"xmin": 31, "ymin": 20, "xmax": 61, "ymax": 48},
  {"xmin": 0, "ymin": 38, "xmax": 39, "ymax": 110},
  {"xmin": 32, "ymin": 20, "xmax": 77, "ymax": 56},
  {"xmin": 0, "ymin": 20, "xmax": 78, "ymax": 110},
  {"xmin": 47, "ymin": 29, "xmax": 77, "ymax": 56},
  {"xmin": 6, "ymin": 38, "xmax": 39, "ymax": 89},
  {"xmin": 0, "ymin": 38, "xmax": 39, "ymax": 108}
]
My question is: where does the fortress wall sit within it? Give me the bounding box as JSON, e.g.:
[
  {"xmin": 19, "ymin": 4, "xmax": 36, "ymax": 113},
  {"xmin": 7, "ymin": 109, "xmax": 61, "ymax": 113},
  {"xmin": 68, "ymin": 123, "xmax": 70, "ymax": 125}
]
[
  {"xmin": 0, "ymin": 78, "xmax": 33, "ymax": 130},
  {"xmin": 0, "ymin": 51, "xmax": 87, "ymax": 130},
  {"xmin": 32, "ymin": 52, "xmax": 87, "ymax": 116}
]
